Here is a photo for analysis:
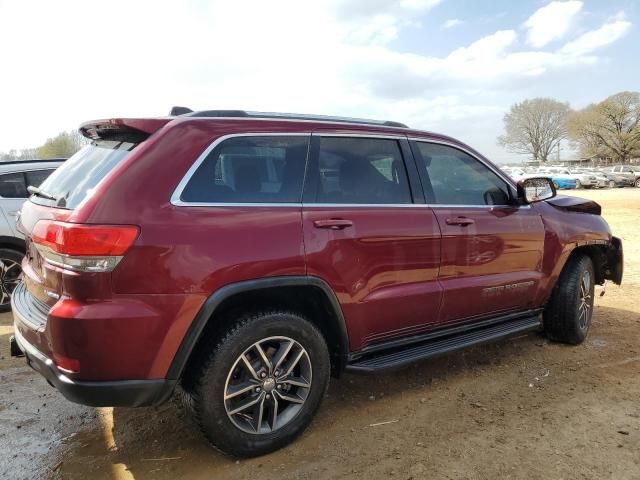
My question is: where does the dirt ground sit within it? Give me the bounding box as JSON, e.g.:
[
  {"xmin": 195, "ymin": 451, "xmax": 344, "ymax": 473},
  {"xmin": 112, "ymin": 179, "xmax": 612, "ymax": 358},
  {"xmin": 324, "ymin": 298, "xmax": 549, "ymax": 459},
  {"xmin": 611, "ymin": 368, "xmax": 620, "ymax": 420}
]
[{"xmin": 1, "ymin": 188, "xmax": 639, "ymax": 480}]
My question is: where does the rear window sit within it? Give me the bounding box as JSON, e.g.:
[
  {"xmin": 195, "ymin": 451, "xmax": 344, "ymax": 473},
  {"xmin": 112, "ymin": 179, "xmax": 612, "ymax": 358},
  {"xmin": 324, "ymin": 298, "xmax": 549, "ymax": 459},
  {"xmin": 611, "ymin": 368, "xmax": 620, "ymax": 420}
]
[{"xmin": 32, "ymin": 141, "xmax": 134, "ymax": 209}]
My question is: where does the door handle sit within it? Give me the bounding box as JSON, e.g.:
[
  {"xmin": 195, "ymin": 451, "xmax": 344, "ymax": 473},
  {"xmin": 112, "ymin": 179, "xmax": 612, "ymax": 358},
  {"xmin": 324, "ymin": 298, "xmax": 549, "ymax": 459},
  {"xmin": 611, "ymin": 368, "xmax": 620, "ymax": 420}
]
[
  {"xmin": 313, "ymin": 219, "xmax": 353, "ymax": 230},
  {"xmin": 445, "ymin": 216, "xmax": 474, "ymax": 226}
]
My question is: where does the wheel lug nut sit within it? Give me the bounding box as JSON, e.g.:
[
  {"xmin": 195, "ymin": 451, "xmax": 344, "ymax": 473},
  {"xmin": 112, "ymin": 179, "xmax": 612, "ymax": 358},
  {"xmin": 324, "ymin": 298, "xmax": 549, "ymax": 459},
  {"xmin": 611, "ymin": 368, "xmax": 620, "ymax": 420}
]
[
  {"xmin": 274, "ymin": 370, "xmax": 280, "ymax": 376},
  {"xmin": 260, "ymin": 372, "xmax": 267, "ymax": 378},
  {"xmin": 255, "ymin": 387, "xmax": 261, "ymax": 392},
  {"xmin": 266, "ymin": 394, "xmax": 271, "ymax": 399},
  {"xmin": 277, "ymin": 384, "xmax": 282, "ymax": 390}
]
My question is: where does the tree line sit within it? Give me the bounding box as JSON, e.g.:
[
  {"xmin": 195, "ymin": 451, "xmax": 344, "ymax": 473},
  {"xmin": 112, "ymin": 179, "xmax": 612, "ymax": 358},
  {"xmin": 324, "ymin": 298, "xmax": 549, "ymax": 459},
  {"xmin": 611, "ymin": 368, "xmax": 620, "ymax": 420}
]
[
  {"xmin": 0, "ymin": 130, "xmax": 86, "ymax": 162},
  {"xmin": 498, "ymin": 91, "xmax": 640, "ymax": 163}
]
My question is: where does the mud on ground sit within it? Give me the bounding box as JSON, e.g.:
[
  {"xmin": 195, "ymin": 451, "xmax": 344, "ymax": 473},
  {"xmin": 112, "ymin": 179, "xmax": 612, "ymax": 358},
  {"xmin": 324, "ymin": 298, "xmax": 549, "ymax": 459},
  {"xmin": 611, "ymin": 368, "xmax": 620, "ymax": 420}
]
[{"xmin": 1, "ymin": 188, "xmax": 639, "ymax": 480}]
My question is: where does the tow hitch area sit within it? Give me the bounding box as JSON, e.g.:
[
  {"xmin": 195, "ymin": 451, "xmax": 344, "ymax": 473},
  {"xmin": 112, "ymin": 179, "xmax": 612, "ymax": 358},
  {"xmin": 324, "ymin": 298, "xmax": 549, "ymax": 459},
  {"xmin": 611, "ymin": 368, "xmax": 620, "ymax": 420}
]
[{"xmin": 9, "ymin": 335, "xmax": 24, "ymax": 358}]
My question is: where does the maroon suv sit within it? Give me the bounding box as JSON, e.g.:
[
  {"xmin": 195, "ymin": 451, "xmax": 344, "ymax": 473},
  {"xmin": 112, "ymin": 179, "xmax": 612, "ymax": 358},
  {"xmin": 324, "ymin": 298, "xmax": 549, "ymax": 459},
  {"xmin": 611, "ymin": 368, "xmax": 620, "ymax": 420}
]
[{"xmin": 10, "ymin": 109, "xmax": 623, "ymax": 456}]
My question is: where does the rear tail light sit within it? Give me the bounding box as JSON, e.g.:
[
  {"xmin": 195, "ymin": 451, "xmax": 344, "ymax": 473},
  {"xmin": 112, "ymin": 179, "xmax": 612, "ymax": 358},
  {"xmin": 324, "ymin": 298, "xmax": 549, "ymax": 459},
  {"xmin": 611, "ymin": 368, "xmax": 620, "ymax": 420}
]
[{"xmin": 31, "ymin": 221, "xmax": 139, "ymax": 272}]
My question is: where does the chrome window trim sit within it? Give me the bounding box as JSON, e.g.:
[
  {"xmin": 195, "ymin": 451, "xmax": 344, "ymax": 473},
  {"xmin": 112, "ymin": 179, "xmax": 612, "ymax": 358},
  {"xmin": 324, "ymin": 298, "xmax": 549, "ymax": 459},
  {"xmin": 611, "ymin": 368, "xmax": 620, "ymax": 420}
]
[
  {"xmin": 170, "ymin": 132, "xmax": 311, "ymax": 206},
  {"xmin": 170, "ymin": 202, "xmax": 525, "ymax": 209},
  {"xmin": 171, "ymin": 132, "xmax": 531, "ymax": 210}
]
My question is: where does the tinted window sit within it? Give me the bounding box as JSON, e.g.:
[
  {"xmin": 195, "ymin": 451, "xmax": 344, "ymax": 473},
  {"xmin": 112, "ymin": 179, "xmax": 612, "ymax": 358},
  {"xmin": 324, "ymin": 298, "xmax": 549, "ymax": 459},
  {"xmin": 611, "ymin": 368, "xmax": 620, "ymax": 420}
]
[
  {"xmin": 0, "ymin": 173, "xmax": 28, "ymax": 198},
  {"xmin": 181, "ymin": 136, "xmax": 308, "ymax": 203},
  {"xmin": 35, "ymin": 142, "xmax": 134, "ymax": 209},
  {"xmin": 312, "ymin": 137, "xmax": 411, "ymax": 204},
  {"xmin": 415, "ymin": 142, "xmax": 510, "ymax": 205},
  {"xmin": 25, "ymin": 169, "xmax": 56, "ymax": 189}
]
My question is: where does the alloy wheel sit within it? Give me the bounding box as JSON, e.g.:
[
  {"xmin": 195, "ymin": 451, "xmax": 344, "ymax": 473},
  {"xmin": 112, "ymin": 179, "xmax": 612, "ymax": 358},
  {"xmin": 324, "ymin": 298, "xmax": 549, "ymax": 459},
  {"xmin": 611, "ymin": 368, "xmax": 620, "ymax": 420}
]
[
  {"xmin": 578, "ymin": 270, "xmax": 592, "ymax": 330},
  {"xmin": 0, "ymin": 257, "xmax": 21, "ymax": 306},
  {"xmin": 224, "ymin": 336, "xmax": 312, "ymax": 434}
]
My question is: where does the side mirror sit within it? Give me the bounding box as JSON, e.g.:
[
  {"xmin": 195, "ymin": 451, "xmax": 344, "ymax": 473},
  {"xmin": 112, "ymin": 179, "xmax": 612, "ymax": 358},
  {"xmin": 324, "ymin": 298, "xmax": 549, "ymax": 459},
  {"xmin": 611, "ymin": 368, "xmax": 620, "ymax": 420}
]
[{"xmin": 517, "ymin": 177, "xmax": 556, "ymax": 204}]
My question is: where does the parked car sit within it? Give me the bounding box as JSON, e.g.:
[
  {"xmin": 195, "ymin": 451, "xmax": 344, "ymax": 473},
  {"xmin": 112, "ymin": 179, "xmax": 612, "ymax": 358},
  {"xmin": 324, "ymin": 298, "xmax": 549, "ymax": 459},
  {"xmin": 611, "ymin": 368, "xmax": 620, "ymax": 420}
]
[
  {"xmin": 0, "ymin": 159, "xmax": 64, "ymax": 311},
  {"xmin": 542, "ymin": 168, "xmax": 599, "ymax": 189},
  {"xmin": 588, "ymin": 170, "xmax": 634, "ymax": 188},
  {"xmin": 10, "ymin": 110, "xmax": 623, "ymax": 457},
  {"xmin": 607, "ymin": 165, "xmax": 640, "ymax": 187},
  {"xmin": 543, "ymin": 174, "xmax": 577, "ymax": 190},
  {"xmin": 581, "ymin": 170, "xmax": 610, "ymax": 188}
]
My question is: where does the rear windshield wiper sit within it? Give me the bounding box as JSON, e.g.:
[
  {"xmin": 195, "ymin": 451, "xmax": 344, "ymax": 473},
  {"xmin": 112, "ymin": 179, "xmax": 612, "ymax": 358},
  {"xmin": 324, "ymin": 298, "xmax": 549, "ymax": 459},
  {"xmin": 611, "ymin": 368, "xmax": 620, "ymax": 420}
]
[{"xmin": 27, "ymin": 185, "xmax": 58, "ymax": 201}]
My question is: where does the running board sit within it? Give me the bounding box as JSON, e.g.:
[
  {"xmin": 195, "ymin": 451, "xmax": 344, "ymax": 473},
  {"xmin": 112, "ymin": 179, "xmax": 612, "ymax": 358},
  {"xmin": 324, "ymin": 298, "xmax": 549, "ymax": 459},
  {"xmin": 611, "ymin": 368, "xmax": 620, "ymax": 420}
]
[{"xmin": 345, "ymin": 315, "xmax": 542, "ymax": 373}]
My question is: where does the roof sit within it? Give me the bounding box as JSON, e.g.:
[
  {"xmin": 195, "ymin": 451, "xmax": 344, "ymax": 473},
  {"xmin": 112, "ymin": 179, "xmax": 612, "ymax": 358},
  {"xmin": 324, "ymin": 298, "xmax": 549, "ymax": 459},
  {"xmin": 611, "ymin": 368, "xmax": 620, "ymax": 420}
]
[
  {"xmin": 0, "ymin": 159, "xmax": 65, "ymax": 173},
  {"xmin": 0, "ymin": 159, "xmax": 66, "ymax": 166}
]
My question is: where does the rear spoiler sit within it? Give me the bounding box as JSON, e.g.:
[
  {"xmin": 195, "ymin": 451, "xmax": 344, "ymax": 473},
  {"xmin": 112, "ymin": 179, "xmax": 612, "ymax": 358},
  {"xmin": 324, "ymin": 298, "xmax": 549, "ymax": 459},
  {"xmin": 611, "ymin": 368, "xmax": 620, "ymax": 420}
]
[{"xmin": 79, "ymin": 118, "xmax": 171, "ymax": 143}]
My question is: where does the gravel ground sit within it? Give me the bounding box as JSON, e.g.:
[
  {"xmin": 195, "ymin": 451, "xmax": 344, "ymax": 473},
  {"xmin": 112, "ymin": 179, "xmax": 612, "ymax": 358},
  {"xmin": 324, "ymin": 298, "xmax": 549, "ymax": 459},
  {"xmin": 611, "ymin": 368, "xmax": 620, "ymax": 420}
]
[{"xmin": 1, "ymin": 187, "xmax": 639, "ymax": 480}]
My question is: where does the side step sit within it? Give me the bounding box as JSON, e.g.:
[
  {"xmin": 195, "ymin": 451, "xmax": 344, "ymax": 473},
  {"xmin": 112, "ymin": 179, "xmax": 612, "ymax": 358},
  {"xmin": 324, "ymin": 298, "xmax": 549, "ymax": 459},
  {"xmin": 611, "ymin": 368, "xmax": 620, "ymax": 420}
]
[{"xmin": 345, "ymin": 315, "xmax": 542, "ymax": 373}]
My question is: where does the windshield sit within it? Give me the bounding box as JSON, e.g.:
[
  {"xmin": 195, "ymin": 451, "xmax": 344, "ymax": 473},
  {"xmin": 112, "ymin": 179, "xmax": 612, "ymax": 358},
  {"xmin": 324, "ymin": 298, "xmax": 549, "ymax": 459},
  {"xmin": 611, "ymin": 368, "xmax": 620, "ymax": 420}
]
[{"xmin": 32, "ymin": 141, "xmax": 135, "ymax": 209}]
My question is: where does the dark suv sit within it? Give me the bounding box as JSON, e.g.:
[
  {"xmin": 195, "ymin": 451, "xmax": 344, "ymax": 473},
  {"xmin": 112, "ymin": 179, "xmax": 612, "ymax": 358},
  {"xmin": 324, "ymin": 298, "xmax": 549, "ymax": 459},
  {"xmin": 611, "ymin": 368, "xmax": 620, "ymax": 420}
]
[{"xmin": 10, "ymin": 110, "xmax": 623, "ymax": 457}]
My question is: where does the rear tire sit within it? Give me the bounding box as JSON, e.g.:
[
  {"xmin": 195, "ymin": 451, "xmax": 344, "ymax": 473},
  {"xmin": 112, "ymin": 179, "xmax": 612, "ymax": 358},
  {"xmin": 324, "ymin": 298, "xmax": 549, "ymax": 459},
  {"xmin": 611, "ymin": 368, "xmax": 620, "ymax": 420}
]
[
  {"xmin": 544, "ymin": 254, "xmax": 595, "ymax": 345},
  {"xmin": 0, "ymin": 248, "xmax": 23, "ymax": 312},
  {"xmin": 183, "ymin": 311, "xmax": 330, "ymax": 457}
]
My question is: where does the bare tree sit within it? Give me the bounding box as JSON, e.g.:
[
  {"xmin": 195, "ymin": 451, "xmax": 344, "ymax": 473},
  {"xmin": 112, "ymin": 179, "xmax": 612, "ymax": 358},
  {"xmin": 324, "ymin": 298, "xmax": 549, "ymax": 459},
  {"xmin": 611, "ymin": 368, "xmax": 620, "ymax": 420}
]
[
  {"xmin": 498, "ymin": 98, "xmax": 571, "ymax": 162},
  {"xmin": 567, "ymin": 91, "xmax": 640, "ymax": 163}
]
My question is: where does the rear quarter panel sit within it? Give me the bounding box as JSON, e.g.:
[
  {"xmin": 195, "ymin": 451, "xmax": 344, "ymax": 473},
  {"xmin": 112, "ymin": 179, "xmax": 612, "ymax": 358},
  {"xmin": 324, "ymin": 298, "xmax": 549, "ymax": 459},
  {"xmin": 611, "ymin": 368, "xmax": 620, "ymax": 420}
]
[{"xmin": 70, "ymin": 120, "xmax": 307, "ymax": 379}]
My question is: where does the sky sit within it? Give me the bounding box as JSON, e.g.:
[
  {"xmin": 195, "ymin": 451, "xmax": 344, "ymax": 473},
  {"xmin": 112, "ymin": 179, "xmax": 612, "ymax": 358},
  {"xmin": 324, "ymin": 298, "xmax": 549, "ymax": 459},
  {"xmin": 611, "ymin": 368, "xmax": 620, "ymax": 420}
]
[{"xmin": 0, "ymin": 0, "xmax": 637, "ymax": 163}]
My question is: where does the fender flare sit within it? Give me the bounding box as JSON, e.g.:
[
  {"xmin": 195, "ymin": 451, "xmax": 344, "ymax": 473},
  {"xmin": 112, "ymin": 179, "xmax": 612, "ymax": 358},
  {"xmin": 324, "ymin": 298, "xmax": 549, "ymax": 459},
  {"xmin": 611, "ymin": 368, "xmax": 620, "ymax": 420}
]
[{"xmin": 166, "ymin": 275, "xmax": 349, "ymax": 380}]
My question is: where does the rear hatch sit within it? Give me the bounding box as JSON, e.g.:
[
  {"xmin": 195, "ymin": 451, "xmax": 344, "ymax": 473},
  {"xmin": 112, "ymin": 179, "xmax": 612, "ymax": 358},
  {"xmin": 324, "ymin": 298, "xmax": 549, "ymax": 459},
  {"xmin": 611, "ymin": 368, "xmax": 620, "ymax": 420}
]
[
  {"xmin": 18, "ymin": 118, "xmax": 168, "ymax": 310},
  {"xmin": 19, "ymin": 141, "xmax": 136, "ymax": 308}
]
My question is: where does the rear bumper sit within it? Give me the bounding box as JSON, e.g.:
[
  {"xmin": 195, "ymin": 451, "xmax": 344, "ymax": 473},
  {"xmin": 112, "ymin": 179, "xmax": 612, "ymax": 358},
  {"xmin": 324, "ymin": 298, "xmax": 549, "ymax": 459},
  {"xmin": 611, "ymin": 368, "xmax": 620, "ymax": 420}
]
[{"xmin": 11, "ymin": 292, "xmax": 175, "ymax": 407}]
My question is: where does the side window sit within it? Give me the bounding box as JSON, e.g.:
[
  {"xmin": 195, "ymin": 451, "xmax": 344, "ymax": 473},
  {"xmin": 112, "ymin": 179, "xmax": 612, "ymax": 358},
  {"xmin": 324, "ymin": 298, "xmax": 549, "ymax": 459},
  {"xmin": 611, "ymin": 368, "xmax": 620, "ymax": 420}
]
[
  {"xmin": 414, "ymin": 142, "xmax": 510, "ymax": 206},
  {"xmin": 181, "ymin": 136, "xmax": 308, "ymax": 203},
  {"xmin": 312, "ymin": 137, "xmax": 412, "ymax": 204},
  {"xmin": 25, "ymin": 169, "xmax": 56, "ymax": 189},
  {"xmin": 0, "ymin": 173, "xmax": 28, "ymax": 198}
]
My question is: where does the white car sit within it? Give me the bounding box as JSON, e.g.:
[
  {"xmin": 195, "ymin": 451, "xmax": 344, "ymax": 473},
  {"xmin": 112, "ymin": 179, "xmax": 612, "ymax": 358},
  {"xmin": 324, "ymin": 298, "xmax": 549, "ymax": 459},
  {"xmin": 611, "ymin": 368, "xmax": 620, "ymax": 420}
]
[
  {"xmin": 582, "ymin": 170, "xmax": 610, "ymax": 188},
  {"xmin": 0, "ymin": 159, "xmax": 64, "ymax": 310}
]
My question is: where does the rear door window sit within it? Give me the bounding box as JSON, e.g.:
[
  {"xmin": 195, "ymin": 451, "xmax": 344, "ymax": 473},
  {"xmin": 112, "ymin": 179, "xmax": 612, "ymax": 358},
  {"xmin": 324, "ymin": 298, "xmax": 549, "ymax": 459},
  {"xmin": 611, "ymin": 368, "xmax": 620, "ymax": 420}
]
[
  {"xmin": 180, "ymin": 136, "xmax": 309, "ymax": 203},
  {"xmin": 309, "ymin": 136, "xmax": 412, "ymax": 204},
  {"xmin": 33, "ymin": 141, "xmax": 134, "ymax": 209}
]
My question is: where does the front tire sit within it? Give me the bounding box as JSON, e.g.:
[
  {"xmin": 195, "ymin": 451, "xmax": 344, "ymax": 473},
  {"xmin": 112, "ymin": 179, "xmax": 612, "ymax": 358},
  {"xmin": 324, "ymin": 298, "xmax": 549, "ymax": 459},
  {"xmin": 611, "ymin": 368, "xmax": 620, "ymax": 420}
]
[
  {"xmin": 575, "ymin": 179, "xmax": 582, "ymax": 189},
  {"xmin": 544, "ymin": 254, "xmax": 595, "ymax": 345},
  {"xmin": 635, "ymin": 178, "xmax": 640, "ymax": 188},
  {"xmin": 183, "ymin": 311, "xmax": 330, "ymax": 457}
]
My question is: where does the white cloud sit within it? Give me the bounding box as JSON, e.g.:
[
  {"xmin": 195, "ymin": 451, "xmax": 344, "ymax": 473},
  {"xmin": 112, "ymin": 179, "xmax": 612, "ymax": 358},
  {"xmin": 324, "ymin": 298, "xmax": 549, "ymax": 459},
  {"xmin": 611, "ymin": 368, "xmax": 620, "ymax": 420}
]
[
  {"xmin": 560, "ymin": 20, "xmax": 632, "ymax": 55},
  {"xmin": 0, "ymin": 0, "xmax": 633, "ymax": 162},
  {"xmin": 443, "ymin": 18, "xmax": 464, "ymax": 29},
  {"xmin": 525, "ymin": 1, "xmax": 583, "ymax": 47}
]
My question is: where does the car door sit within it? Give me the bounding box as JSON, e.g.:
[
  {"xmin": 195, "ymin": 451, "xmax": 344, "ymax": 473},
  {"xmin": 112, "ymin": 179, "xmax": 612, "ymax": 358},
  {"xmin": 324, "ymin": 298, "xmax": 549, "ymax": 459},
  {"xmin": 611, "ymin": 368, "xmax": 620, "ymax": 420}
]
[
  {"xmin": 410, "ymin": 140, "xmax": 546, "ymax": 325},
  {"xmin": 302, "ymin": 134, "xmax": 442, "ymax": 351}
]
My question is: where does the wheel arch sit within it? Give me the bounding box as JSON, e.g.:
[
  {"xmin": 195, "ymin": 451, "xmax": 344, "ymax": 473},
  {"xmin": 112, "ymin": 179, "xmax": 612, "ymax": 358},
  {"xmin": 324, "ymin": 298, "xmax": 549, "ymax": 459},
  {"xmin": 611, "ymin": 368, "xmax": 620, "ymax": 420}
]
[
  {"xmin": 0, "ymin": 236, "xmax": 26, "ymax": 254},
  {"xmin": 168, "ymin": 276, "xmax": 350, "ymax": 383}
]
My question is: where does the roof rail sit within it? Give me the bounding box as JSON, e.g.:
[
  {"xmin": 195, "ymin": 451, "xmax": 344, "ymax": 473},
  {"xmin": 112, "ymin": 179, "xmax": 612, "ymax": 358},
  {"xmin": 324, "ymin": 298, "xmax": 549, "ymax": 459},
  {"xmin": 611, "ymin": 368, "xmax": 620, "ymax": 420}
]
[{"xmin": 170, "ymin": 107, "xmax": 408, "ymax": 128}]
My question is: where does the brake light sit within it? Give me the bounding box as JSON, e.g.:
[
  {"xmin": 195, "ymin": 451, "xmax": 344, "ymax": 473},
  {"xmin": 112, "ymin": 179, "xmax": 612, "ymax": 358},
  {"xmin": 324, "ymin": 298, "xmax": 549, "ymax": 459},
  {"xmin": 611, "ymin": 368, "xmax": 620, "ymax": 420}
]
[{"xmin": 31, "ymin": 221, "xmax": 139, "ymax": 272}]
